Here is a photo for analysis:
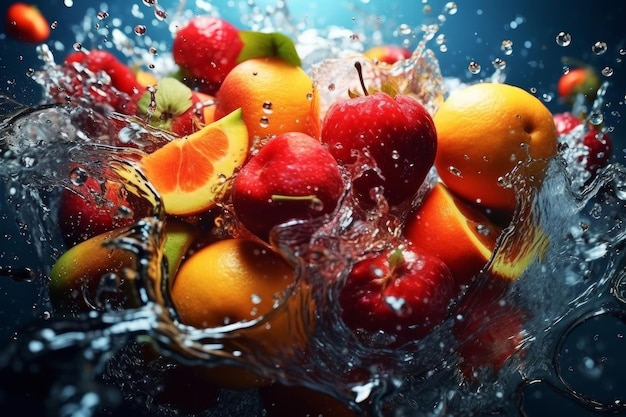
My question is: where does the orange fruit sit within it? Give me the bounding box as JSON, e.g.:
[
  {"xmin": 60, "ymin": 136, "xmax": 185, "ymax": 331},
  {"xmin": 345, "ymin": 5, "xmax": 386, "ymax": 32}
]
[
  {"xmin": 139, "ymin": 109, "xmax": 248, "ymax": 216},
  {"xmin": 404, "ymin": 182, "xmax": 503, "ymax": 289},
  {"xmin": 214, "ymin": 57, "xmax": 317, "ymax": 142},
  {"xmin": 433, "ymin": 82, "xmax": 558, "ymax": 216},
  {"xmin": 171, "ymin": 238, "xmax": 306, "ymax": 388}
]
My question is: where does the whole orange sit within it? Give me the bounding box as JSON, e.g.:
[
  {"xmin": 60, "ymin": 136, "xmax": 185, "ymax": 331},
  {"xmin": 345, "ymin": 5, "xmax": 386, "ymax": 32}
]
[
  {"xmin": 214, "ymin": 57, "xmax": 317, "ymax": 142},
  {"xmin": 433, "ymin": 83, "xmax": 558, "ymax": 216},
  {"xmin": 170, "ymin": 237, "xmax": 305, "ymax": 388}
]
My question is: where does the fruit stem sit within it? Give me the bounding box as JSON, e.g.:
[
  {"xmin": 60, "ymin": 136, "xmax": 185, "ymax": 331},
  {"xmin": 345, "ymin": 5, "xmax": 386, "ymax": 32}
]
[
  {"xmin": 388, "ymin": 247, "xmax": 406, "ymax": 272},
  {"xmin": 271, "ymin": 194, "xmax": 322, "ymax": 205},
  {"xmin": 354, "ymin": 61, "xmax": 368, "ymax": 96}
]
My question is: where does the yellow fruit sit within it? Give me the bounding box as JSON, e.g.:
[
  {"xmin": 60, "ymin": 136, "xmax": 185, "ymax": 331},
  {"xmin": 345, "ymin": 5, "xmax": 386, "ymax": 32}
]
[
  {"xmin": 214, "ymin": 57, "xmax": 317, "ymax": 142},
  {"xmin": 433, "ymin": 82, "xmax": 558, "ymax": 216},
  {"xmin": 140, "ymin": 109, "xmax": 248, "ymax": 216},
  {"xmin": 171, "ymin": 238, "xmax": 306, "ymax": 389}
]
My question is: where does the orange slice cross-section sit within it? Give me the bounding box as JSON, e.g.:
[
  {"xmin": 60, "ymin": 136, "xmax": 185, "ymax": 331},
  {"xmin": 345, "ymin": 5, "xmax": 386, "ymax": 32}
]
[{"xmin": 141, "ymin": 109, "xmax": 249, "ymax": 215}]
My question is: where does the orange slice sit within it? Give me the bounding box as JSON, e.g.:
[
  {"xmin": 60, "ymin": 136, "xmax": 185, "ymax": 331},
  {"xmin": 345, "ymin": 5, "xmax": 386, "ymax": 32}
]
[{"xmin": 140, "ymin": 109, "xmax": 248, "ymax": 215}]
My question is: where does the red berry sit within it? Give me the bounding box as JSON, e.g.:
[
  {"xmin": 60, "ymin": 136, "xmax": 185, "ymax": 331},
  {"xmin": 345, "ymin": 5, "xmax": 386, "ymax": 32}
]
[
  {"xmin": 582, "ymin": 128, "xmax": 612, "ymax": 173},
  {"xmin": 173, "ymin": 16, "xmax": 243, "ymax": 95}
]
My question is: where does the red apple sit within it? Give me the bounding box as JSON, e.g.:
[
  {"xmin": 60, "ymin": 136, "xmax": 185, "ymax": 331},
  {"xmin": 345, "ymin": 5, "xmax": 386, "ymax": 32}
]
[
  {"xmin": 321, "ymin": 64, "xmax": 437, "ymax": 207},
  {"xmin": 454, "ymin": 280, "xmax": 527, "ymax": 379},
  {"xmin": 231, "ymin": 132, "xmax": 344, "ymax": 241},
  {"xmin": 339, "ymin": 245, "xmax": 455, "ymax": 348},
  {"xmin": 58, "ymin": 173, "xmax": 138, "ymax": 247},
  {"xmin": 363, "ymin": 45, "xmax": 412, "ymax": 65},
  {"xmin": 583, "ymin": 128, "xmax": 612, "ymax": 174}
]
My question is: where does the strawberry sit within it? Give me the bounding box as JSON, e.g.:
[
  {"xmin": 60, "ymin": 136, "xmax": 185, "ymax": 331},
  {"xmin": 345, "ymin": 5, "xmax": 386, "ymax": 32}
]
[
  {"xmin": 583, "ymin": 128, "xmax": 612, "ymax": 174},
  {"xmin": 47, "ymin": 50, "xmax": 142, "ymax": 113},
  {"xmin": 5, "ymin": 2, "xmax": 50, "ymax": 43},
  {"xmin": 172, "ymin": 16, "xmax": 301, "ymax": 95},
  {"xmin": 173, "ymin": 16, "xmax": 244, "ymax": 95}
]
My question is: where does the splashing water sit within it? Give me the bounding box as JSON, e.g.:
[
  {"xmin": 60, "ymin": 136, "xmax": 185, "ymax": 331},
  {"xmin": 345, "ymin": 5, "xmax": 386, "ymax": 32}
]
[{"xmin": 0, "ymin": 1, "xmax": 625, "ymax": 417}]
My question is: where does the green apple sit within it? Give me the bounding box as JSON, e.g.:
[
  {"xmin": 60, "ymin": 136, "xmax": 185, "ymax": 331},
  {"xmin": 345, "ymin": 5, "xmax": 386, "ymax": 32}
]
[{"xmin": 49, "ymin": 219, "xmax": 196, "ymax": 313}]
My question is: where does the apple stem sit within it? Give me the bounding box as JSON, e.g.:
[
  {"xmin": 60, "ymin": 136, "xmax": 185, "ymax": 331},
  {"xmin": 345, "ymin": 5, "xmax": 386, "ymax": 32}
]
[
  {"xmin": 271, "ymin": 194, "xmax": 322, "ymax": 205},
  {"xmin": 388, "ymin": 247, "xmax": 406, "ymax": 272},
  {"xmin": 354, "ymin": 61, "xmax": 369, "ymax": 97}
]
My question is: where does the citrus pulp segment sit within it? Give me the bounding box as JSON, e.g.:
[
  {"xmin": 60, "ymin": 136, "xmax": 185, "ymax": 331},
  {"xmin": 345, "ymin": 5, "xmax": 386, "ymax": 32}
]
[{"xmin": 140, "ymin": 109, "xmax": 248, "ymax": 215}]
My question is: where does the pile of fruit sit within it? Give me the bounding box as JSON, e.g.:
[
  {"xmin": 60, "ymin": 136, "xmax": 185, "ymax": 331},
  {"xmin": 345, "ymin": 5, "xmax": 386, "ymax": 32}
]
[{"xmin": 43, "ymin": 14, "xmax": 613, "ymax": 415}]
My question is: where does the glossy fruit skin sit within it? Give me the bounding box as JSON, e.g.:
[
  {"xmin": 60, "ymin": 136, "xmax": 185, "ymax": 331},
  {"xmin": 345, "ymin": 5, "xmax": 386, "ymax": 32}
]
[
  {"xmin": 433, "ymin": 83, "xmax": 558, "ymax": 216},
  {"xmin": 557, "ymin": 67, "xmax": 600, "ymax": 104},
  {"xmin": 232, "ymin": 132, "xmax": 344, "ymax": 242},
  {"xmin": 363, "ymin": 45, "xmax": 412, "ymax": 65},
  {"xmin": 321, "ymin": 92, "xmax": 437, "ymax": 206},
  {"xmin": 5, "ymin": 3, "xmax": 50, "ymax": 43},
  {"xmin": 404, "ymin": 183, "xmax": 502, "ymax": 289},
  {"xmin": 58, "ymin": 176, "xmax": 137, "ymax": 247},
  {"xmin": 214, "ymin": 57, "xmax": 317, "ymax": 141},
  {"xmin": 583, "ymin": 128, "xmax": 612, "ymax": 174},
  {"xmin": 50, "ymin": 50, "xmax": 142, "ymax": 112},
  {"xmin": 173, "ymin": 16, "xmax": 243, "ymax": 95},
  {"xmin": 339, "ymin": 246, "xmax": 454, "ymax": 348}
]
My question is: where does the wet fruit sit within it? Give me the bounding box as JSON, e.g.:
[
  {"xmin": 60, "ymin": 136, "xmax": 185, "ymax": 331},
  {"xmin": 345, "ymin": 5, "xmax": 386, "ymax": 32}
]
[
  {"xmin": 214, "ymin": 57, "xmax": 317, "ymax": 141},
  {"xmin": 139, "ymin": 109, "xmax": 248, "ymax": 216},
  {"xmin": 433, "ymin": 82, "xmax": 558, "ymax": 217}
]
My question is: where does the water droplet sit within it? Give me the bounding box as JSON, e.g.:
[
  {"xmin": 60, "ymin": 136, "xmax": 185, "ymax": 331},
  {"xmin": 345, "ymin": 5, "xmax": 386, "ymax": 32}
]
[
  {"xmin": 142, "ymin": 0, "xmax": 156, "ymax": 6},
  {"xmin": 327, "ymin": 83, "xmax": 336, "ymax": 91},
  {"xmin": 154, "ymin": 7, "xmax": 167, "ymax": 21},
  {"xmin": 262, "ymin": 101, "xmax": 273, "ymax": 114},
  {"xmin": 385, "ymin": 296, "xmax": 412, "ymax": 318},
  {"xmin": 50, "ymin": 21, "xmax": 58, "ymax": 30},
  {"xmin": 134, "ymin": 25, "xmax": 147, "ymax": 36},
  {"xmin": 259, "ymin": 116, "xmax": 270, "ymax": 128},
  {"xmin": 601, "ymin": 66, "xmax": 614, "ymax": 77},
  {"xmin": 72, "ymin": 42, "xmax": 82, "ymax": 52},
  {"xmin": 620, "ymin": 48, "xmax": 626, "ymax": 56},
  {"xmin": 439, "ymin": 44, "xmax": 448, "ymax": 53},
  {"xmin": 501, "ymin": 39, "xmax": 513, "ymax": 55},
  {"xmin": 397, "ymin": 24, "xmax": 412, "ymax": 36},
  {"xmin": 25, "ymin": 68, "xmax": 34, "ymax": 77},
  {"xmin": 493, "ymin": 58, "xmax": 507, "ymax": 70},
  {"xmin": 444, "ymin": 2, "xmax": 458, "ymax": 15},
  {"xmin": 306, "ymin": 93, "xmax": 313, "ymax": 101},
  {"xmin": 251, "ymin": 293, "xmax": 262, "ymax": 305},
  {"xmin": 592, "ymin": 41, "xmax": 608, "ymax": 55},
  {"xmin": 69, "ymin": 167, "xmax": 89, "ymax": 186},
  {"xmin": 555, "ymin": 31, "xmax": 572, "ymax": 47},
  {"xmin": 391, "ymin": 150, "xmax": 400, "ymax": 160},
  {"xmin": 149, "ymin": 47, "xmax": 157, "ymax": 55},
  {"xmin": 436, "ymin": 33, "xmax": 446, "ymax": 45},
  {"xmin": 309, "ymin": 197, "xmax": 324, "ymax": 212},
  {"xmin": 97, "ymin": 11, "xmax": 109, "ymax": 20},
  {"xmin": 448, "ymin": 166, "xmax": 463, "ymax": 177},
  {"xmin": 588, "ymin": 111, "xmax": 604, "ymax": 126},
  {"xmin": 468, "ymin": 61, "xmax": 481, "ymax": 74}
]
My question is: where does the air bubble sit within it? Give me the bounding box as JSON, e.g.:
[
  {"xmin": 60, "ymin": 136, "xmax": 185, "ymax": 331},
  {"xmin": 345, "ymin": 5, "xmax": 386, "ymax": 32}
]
[
  {"xmin": 259, "ymin": 116, "xmax": 270, "ymax": 128},
  {"xmin": 149, "ymin": 47, "xmax": 157, "ymax": 55},
  {"xmin": 50, "ymin": 21, "xmax": 58, "ymax": 30},
  {"xmin": 391, "ymin": 150, "xmax": 400, "ymax": 160},
  {"xmin": 397, "ymin": 24, "xmax": 412, "ymax": 36},
  {"xmin": 620, "ymin": 48, "xmax": 626, "ymax": 56},
  {"xmin": 592, "ymin": 41, "xmax": 608, "ymax": 55},
  {"xmin": 154, "ymin": 7, "xmax": 167, "ymax": 21},
  {"xmin": 97, "ymin": 11, "xmax": 109, "ymax": 20},
  {"xmin": 556, "ymin": 31, "xmax": 572, "ymax": 47},
  {"xmin": 262, "ymin": 101, "xmax": 273, "ymax": 114},
  {"xmin": 328, "ymin": 83, "xmax": 336, "ymax": 91},
  {"xmin": 436, "ymin": 33, "xmax": 446, "ymax": 45},
  {"xmin": 72, "ymin": 42, "xmax": 82, "ymax": 52},
  {"xmin": 468, "ymin": 61, "xmax": 481, "ymax": 74}
]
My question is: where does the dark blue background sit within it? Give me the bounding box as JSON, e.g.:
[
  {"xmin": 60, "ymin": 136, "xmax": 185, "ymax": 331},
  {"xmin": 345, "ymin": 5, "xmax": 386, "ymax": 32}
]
[{"xmin": 1, "ymin": 1, "xmax": 625, "ymax": 416}]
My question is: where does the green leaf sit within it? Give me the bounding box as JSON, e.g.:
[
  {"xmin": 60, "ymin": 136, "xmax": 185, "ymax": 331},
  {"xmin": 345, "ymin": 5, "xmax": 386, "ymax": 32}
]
[{"xmin": 237, "ymin": 31, "xmax": 302, "ymax": 67}]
